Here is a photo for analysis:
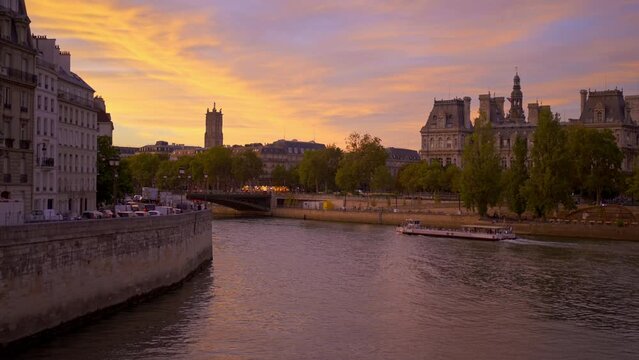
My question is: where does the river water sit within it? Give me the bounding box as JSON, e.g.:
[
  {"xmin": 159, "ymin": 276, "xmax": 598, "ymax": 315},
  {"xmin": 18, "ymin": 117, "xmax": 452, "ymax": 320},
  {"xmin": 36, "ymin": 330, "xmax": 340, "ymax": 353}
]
[{"xmin": 16, "ymin": 218, "xmax": 639, "ymax": 359}]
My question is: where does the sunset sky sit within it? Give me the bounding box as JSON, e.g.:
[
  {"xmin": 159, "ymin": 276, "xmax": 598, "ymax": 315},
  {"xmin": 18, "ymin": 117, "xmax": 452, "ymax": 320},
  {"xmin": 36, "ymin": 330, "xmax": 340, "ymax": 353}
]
[{"xmin": 28, "ymin": 0, "xmax": 639, "ymax": 149}]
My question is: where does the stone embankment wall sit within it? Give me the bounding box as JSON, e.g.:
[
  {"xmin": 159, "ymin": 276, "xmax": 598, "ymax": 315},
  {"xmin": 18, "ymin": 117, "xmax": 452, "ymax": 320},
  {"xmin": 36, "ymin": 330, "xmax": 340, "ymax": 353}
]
[
  {"xmin": 272, "ymin": 208, "xmax": 638, "ymax": 241},
  {"xmin": 0, "ymin": 211, "xmax": 212, "ymax": 346}
]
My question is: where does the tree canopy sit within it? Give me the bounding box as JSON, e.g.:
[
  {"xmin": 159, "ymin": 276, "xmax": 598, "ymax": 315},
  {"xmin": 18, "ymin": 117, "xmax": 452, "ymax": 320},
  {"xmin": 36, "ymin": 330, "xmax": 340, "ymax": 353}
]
[{"xmin": 460, "ymin": 113, "xmax": 502, "ymax": 216}]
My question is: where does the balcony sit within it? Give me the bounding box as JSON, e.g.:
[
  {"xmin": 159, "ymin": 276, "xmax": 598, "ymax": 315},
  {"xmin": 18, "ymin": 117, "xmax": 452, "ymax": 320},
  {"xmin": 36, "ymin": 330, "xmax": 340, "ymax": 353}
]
[
  {"xmin": 4, "ymin": 138, "xmax": 14, "ymax": 148},
  {"xmin": 2, "ymin": 174, "xmax": 10, "ymax": 183},
  {"xmin": 39, "ymin": 157, "xmax": 55, "ymax": 169},
  {"xmin": 0, "ymin": 67, "xmax": 37, "ymax": 85},
  {"xmin": 58, "ymin": 90, "xmax": 94, "ymax": 109},
  {"xmin": 20, "ymin": 174, "xmax": 27, "ymax": 183}
]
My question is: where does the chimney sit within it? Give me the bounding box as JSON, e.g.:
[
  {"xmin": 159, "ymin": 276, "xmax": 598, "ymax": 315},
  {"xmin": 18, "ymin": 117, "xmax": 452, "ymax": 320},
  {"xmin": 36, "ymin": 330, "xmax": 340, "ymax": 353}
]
[
  {"xmin": 527, "ymin": 103, "xmax": 539, "ymax": 125},
  {"xmin": 57, "ymin": 51, "xmax": 71, "ymax": 72},
  {"xmin": 580, "ymin": 89, "xmax": 588, "ymax": 115},
  {"xmin": 463, "ymin": 97, "xmax": 471, "ymax": 128}
]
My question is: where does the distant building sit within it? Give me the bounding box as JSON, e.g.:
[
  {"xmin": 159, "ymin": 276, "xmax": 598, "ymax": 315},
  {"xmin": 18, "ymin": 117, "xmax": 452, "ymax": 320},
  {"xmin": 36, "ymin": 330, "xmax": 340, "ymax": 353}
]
[
  {"xmin": 252, "ymin": 139, "xmax": 326, "ymax": 183},
  {"xmin": 569, "ymin": 89, "xmax": 639, "ymax": 171},
  {"xmin": 420, "ymin": 72, "xmax": 547, "ymax": 169},
  {"xmin": 94, "ymin": 96, "xmax": 113, "ymax": 139},
  {"xmin": 169, "ymin": 148, "xmax": 205, "ymax": 161},
  {"xmin": 386, "ymin": 147, "xmax": 420, "ymax": 177},
  {"xmin": 419, "ymin": 97, "xmax": 473, "ymax": 167},
  {"xmin": 138, "ymin": 140, "xmax": 200, "ymax": 155},
  {"xmin": 480, "ymin": 73, "xmax": 540, "ymax": 168},
  {"xmin": 114, "ymin": 146, "xmax": 138, "ymax": 158},
  {"xmin": 204, "ymin": 102, "xmax": 223, "ymax": 148}
]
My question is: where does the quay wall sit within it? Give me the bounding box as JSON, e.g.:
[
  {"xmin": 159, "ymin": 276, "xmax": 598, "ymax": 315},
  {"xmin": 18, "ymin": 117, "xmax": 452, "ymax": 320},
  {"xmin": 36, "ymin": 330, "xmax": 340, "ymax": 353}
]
[
  {"xmin": 0, "ymin": 211, "xmax": 212, "ymax": 346},
  {"xmin": 272, "ymin": 208, "xmax": 638, "ymax": 241}
]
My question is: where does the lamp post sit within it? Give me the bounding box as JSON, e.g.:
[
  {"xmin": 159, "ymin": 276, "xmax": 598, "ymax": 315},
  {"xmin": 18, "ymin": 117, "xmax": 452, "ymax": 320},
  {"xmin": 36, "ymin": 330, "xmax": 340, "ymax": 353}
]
[
  {"xmin": 109, "ymin": 159, "xmax": 120, "ymax": 206},
  {"xmin": 178, "ymin": 167, "xmax": 185, "ymax": 206}
]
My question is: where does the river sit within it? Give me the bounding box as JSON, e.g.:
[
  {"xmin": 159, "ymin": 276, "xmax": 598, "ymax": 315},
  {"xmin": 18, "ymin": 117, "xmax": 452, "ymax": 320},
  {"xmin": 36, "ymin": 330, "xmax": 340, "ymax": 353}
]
[{"xmin": 16, "ymin": 218, "xmax": 639, "ymax": 359}]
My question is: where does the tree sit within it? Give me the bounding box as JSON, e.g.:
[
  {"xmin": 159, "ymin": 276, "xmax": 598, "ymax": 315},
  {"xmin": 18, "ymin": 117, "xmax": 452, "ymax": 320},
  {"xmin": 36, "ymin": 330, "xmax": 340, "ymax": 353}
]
[
  {"xmin": 232, "ymin": 150, "xmax": 263, "ymax": 188},
  {"xmin": 397, "ymin": 162, "xmax": 426, "ymax": 193},
  {"xmin": 524, "ymin": 109, "xmax": 574, "ymax": 218},
  {"xmin": 96, "ymin": 136, "xmax": 119, "ymax": 205},
  {"xmin": 460, "ymin": 113, "xmax": 502, "ymax": 217},
  {"xmin": 203, "ymin": 146, "xmax": 233, "ymax": 191},
  {"xmin": 628, "ymin": 164, "xmax": 639, "ymax": 200},
  {"xmin": 123, "ymin": 153, "xmax": 167, "ymax": 191},
  {"xmin": 503, "ymin": 135, "xmax": 528, "ymax": 219},
  {"xmin": 370, "ymin": 165, "xmax": 394, "ymax": 192},
  {"xmin": 335, "ymin": 133, "xmax": 387, "ymax": 192},
  {"xmin": 567, "ymin": 126, "xmax": 623, "ymax": 204}
]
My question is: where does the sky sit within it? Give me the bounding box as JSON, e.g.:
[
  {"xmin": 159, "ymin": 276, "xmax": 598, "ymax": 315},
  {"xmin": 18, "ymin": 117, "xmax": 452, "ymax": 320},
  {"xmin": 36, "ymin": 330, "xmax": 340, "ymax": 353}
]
[{"xmin": 27, "ymin": 0, "xmax": 639, "ymax": 149}]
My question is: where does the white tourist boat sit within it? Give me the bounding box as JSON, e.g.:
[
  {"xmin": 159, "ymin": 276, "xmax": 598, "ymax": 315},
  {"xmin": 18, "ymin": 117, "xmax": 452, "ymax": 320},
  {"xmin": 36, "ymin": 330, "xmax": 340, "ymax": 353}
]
[{"xmin": 396, "ymin": 219, "xmax": 516, "ymax": 241}]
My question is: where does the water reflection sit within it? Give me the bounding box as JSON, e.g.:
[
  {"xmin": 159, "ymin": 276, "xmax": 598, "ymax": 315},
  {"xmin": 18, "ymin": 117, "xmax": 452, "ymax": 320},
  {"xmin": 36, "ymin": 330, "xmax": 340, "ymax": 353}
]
[{"xmin": 16, "ymin": 218, "xmax": 639, "ymax": 359}]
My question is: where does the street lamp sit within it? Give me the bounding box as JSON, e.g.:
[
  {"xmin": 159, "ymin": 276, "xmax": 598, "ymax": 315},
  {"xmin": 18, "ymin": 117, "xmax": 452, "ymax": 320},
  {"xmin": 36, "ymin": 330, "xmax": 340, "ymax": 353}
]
[
  {"xmin": 109, "ymin": 158, "xmax": 120, "ymax": 206},
  {"xmin": 178, "ymin": 167, "xmax": 185, "ymax": 206},
  {"xmin": 204, "ymin": 173, "xmax": 209, "ymax": 193}
]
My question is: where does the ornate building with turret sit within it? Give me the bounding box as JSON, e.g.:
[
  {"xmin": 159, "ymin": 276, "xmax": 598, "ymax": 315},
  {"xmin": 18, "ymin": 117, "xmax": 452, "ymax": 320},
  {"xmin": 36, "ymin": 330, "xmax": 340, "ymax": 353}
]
[
  {"xmin": 479, "ymin": 72, "xmax": 545, "ymax": 168},
  {"xmin": 420, "ymin": 72, "xmax": 549, "ymax": 169},
  {"xmin": 204, "ymin": 102, "xmax": 223, "ymax": 148},
  {"xmin": 569, "ymin": 89, "xmax": 639, "ymax": 172},
  {"xmin": 419, "ymin": 97, "xmax": 473, "ymax": 167}
]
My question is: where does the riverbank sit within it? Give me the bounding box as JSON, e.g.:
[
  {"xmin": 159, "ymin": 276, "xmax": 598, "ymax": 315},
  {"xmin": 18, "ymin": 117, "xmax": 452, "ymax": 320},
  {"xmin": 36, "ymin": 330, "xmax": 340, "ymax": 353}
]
[
  {"xmin": 271, "ymin": 207, "xmax": 638, "ymax": 241},
  {"xmin": 0, "ymin": 211, "xmax": 213, "ymax": 349}
]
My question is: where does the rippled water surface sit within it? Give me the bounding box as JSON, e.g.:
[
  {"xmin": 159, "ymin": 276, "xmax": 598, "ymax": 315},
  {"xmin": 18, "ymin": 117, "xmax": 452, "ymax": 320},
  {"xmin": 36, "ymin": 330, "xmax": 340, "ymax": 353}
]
[{"xmin": 17, "ymin": 218, "xmax": 639, "ymax": 359}]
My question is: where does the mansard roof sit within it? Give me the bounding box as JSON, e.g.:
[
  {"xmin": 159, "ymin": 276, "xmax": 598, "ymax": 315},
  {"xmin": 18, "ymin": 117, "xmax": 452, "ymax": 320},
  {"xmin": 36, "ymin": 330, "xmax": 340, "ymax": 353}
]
[
  {"xmin": 386, "ymin": 147, "xmax": 420, "ymax": 161},
  {"xmin": 421, "ymin": 98, "xmax": 473, "ymax": 132},
  {"xmin": 579, "ymin": 89, "xmax": 632, "ymax": 125}
]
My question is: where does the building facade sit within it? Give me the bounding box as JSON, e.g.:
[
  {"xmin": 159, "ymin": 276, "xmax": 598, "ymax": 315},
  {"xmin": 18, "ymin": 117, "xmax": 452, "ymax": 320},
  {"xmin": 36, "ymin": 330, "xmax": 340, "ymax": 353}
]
[
  {"xmin": 386, "ymin": 147, "xmax": 420, "ymax": 177},
  {"xmin": 204, "ymin": 102, "xmax": 223, "ymax": 148},
  {"xmin": 0, "ymin": 0, "xmax": 37, "ymax": 217},
  {"xmin": 138, "ymin": 140, "xmax": 200, "ymax": 155},
  {"xmin": 32, "ymin": 35, "xmax": 58, "ymax": 215},
  {"xmin": 56, "ymin": 49, "xmax": 98, "ymax": 215},
  {"xmin": 419, "ymin": 97, "xmax": 473, "ymax": 167},
  {"xmin": 256, "ymin": 139, "xmax": 326, "ymax": 182},
  {"xmin": 569, "ymin": 89, "xmax": 639, "ymax": 172},
  {"xmin": 479, "ymin": 73, "xmax": 540, "ymax": 168},
  {"xmin": 95, "ymin": 96, "xmax": 113, "ymax": 139}
]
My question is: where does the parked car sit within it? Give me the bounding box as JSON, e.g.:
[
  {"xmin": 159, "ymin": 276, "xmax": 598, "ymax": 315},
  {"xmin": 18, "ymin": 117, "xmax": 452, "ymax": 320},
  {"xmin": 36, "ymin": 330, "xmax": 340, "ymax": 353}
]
[
  {"xmin": 147, "ymin": 210, "xmax": 161, "ymax": 216},
  {"xmin": 81, "ymin": 211, "xmax": 103, "ymax": 220},
  {"xmin": 117, "ymin": 211, "xmax": 136, "ymax": 218},
  {"xmin": 101, "ymin": 209, "xmax": 114, "ymax": 218},
  {"xmin": 134, "ymin": 211, "xmax": 149, "ymax": 217}
]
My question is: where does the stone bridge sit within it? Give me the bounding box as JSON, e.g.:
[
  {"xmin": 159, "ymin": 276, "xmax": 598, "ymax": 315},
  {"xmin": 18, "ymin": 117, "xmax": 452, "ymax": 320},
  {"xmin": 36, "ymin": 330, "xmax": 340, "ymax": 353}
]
[{"xmin": 187, "ymin": 192, "xmax": 272, "ymax": 212}]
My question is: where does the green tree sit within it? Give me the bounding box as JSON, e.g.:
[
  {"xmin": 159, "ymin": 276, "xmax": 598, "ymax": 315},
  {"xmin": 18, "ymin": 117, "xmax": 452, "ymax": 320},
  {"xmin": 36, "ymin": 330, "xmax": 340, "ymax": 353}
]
[
  {"xmin": 628, "ymin": 164, "xmax": 639, "ymax": 199},
  {"xmin": 370, "ymin": 165, "xmax": 394, "ymax": 192},
  {"xmin": 460, "ymin": 113, "xmax": 502, "ymax": 217},
  {"xmin": 503, "ymin": 135, "xmax": 528, "ymax": 219},
  {"xmin": 335, "ymin": 133, "xmax": 387, "ymax": 192},
  {"xmin": 567, "ymin": 126, "xmax": 623, "ymax": 204},
  {"xmin": 524, "ymin": 109, "xmax": 574, "ymax": 218},
  {"xmin": 272, "ymin": 165, "xmax": 295, "ymax": 187},
  {"xmin": 96, "ymin": 136, "xmax": 119, "ymax": 205},
  {"xmin": 397, "ymin": 162, "xmax": 425, "ymax": 193},
  {"xmin": 203, "ymin": 147, "xmax": 233, "ymax": 191},
  {"xmin": 232, "ymin": 150, "xmax": 263, "ymax": 188},
  {"xmin": 123, "ymin": 153, "xmax": 167, "ymax": 191},
  {"xmin": 298, "ymin": 145, "xmax": 343, "ymax": 193}
]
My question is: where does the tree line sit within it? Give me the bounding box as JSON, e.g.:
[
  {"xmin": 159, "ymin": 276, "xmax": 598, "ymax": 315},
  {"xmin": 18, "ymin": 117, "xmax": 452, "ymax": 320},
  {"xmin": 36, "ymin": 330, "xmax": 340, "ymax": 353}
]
[{"xmin": 98, "ymin": 108, "xmax": 639, "ymax": 217}]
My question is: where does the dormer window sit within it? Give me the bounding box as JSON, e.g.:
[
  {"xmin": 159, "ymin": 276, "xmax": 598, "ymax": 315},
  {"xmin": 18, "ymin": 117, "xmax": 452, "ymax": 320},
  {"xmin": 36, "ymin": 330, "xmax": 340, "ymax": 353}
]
[{"xmin": 594, "ymin": 103, "xmax": 605, "ymax": 123}]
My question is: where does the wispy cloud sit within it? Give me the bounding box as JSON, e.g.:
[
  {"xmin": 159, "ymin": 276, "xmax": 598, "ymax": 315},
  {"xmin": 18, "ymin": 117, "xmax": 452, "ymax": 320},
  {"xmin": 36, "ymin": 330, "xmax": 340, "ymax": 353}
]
[{"xmin": 28, "ymin": 0, "xmax": 639, "ymax": 149}]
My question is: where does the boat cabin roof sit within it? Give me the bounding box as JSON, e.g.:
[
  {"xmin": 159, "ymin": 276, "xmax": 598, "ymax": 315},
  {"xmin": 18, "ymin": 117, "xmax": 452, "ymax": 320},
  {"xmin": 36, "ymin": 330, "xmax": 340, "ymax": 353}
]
[{"xmin": 462, "ymin": 225, "xmax": 510, "ymax": 230}]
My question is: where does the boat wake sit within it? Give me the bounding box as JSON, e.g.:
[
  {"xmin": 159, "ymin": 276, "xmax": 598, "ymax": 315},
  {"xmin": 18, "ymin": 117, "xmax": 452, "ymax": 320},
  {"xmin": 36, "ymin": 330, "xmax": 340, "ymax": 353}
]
[{"xmin": 503, "ymin": 237, "xmax": 578, "ymax": 248}]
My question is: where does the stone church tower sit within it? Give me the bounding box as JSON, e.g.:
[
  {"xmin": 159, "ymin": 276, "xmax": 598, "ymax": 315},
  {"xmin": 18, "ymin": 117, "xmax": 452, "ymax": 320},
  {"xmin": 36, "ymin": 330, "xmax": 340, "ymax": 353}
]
[{"xmin": 204, "ymin": 102, "xmax": 223, "ymax": 148}]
